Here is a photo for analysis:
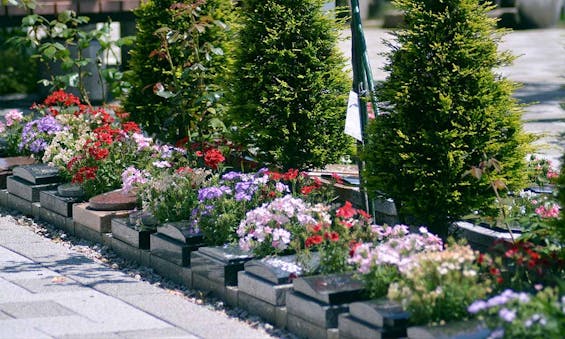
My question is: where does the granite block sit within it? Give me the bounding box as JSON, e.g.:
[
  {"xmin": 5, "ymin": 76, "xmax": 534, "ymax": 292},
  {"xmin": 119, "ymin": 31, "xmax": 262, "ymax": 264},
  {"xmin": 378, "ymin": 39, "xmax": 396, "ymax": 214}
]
[
  {"xmin": 338, "ymin": 313, "xmax": 406, "ymax": 339},
  {"xmin": 7, "ymin": 176, "xmax": 59, "ymax": 202},
  {"xmin": 74, "ymin": 222, "xmax": 108, "ymax": 244},
  {"xmin": 39, "ymin": 206, "xmax": 68, "ymax": 229},
  {"xmin": 7, "ymin": 192, "xmax": 32, "ymax": 216},
  {"xmin": 32, "ymin": 202, "xmax": 41, "ymax": 219},
  {"xmin": 40, "ymin": 190, "xmax": 81, "ymax": 217},
  {"xmin": 111, "ymin": 237, "xmax": 142, "ymax": 264},
  {"xmin": 12, "ymin": 164, "xmax": 59, "ymax": 184},
  {"xmin": 286, "ymin": 313, "xmax": 339, "ymax": 339},
  {"xmin": 238, "ymin": 271, "xmax": 293, "ymax": 306},
  {"xmin": 292, "ymin": 273, "xmax": 367, "ymax": 304},
  {"xmin": 286, "ymin": 291, "xmax": 349, "ymax": 328},
  {"xmin": 112, "ymin": 218, "xmax": 154, "ymax": 250},
  {"xmin": 0, "ymin": 170, "xmax": 10, "ymax": 189},
  {"xmin": 349, "ymin": 299, "xmax": 409, "ymax": 329},
  {"xmin": 238, "ymin": 291, "xmax": 288, "ymax": 327},
  {"xmin": 149, "ymin": 233, "xmax": 202, "ymax": 267},
  {"xmin": 149, "ymin": 254, "xmax": 193, "ymax": 288},
  {"xmin": 192, "ymin": 272, "xmax": 226, "ymax": 298},
  {"xmin": 191, "ymin": 245, "xmax": 253, "ymax": 286}
]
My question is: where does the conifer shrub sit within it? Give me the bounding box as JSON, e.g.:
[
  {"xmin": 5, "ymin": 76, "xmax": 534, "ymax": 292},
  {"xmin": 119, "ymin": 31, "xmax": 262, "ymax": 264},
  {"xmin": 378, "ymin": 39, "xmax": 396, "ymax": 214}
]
[
  {"xmin": 228, "ymin": 0, "xmax": 352, "ymax": 170},
  {"xmin": 363, "ymin": 0, "xmax": 532, "ymax": 238},
  {"xmin": 123, "ymin": 0, "xmax": 234, "ymax": 145}
]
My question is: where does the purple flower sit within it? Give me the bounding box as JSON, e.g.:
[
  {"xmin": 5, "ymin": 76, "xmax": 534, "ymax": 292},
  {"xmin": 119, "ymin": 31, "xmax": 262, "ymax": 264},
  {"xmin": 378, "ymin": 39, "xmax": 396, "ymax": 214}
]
[
  {"xmin": 36, "ymin": 116, "xmax": 62, "ymax": 134},
  {"xmin": 468, "ymin": 300, "xmax": 488, "ymax": 314},
  {"xmin": 235, "ymin": 181, "xmax": 258, "ymax": 201},
  {"xmin": 198, "ymin": 186, "xmax": 232, "ymax": 201},
  {"xmin": 221, "ymin": 171, "xmax": 242, "ymax": 181},
  {"xmin": 498, "ymin": 308, "xmax": 516, "ymax": 322},
  {"xmin": 29, "ymin": 139, "xmax": 48, "ymax": 153}
]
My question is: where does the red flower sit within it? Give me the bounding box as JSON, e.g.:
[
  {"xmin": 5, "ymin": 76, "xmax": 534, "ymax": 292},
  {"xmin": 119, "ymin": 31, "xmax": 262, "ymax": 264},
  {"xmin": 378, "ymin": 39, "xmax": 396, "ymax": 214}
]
[
  {"xmin": 195, "ymin": 151, "xmax": 203, "ymax": 157},
  {"xmin": 121, "ymin": 121, "xmax": 141, "ymax": 134},
  {"xmin": 305, "ymin": 235, "xmax": 323, "ymax": 248},
  {"xmin": 311, "ymin": 223, "xmax": 322, "ymax": 233},
  {"xmin": 336, "ymin": 201, "xmax": 356, "ymax": 219},
  {"xmin": 175, "ymin": 136, "xmax": 189, "ymax": 148},
  {"xmin": 268, "ymin": 171, "xmax": 283, "ymax": 181},
  {"xmin": 282, "ymin": 169, "xmax": 299, "ymax": 181},
  {"xmin": 176, "ymin": 167, "xmax": 193, "ymax": 175},
  {"xmin": 489, "ymin": 267, "xmax": 501, "ymax": 276},
  {"xmin": 328, "ymin": 232, "xmax": 339, "ymax": 242},
  {"xmin": 204, "ymin": 149, "xmax": 225, "ymax": 170},
  {"xmin": 358, "ymin": 209, "xmax": 371, "ymax": 220},
  {"xmin": 331, "ymin": 173, "xmax": 344, "ymax": 184},
  {"xmin": 349, "ymin": 241, "xmax": 361, "ymax": 257},
  {"xmin": 72, "ymin": 166, "xmax": 98, "ymax": 183},
  {"xmin": 300, "ymin": 185, "xmax": 316, "ymax": 195},
  {"xmin": 43, "ymin": 89, "xmax": 81, "ymax": 107}
]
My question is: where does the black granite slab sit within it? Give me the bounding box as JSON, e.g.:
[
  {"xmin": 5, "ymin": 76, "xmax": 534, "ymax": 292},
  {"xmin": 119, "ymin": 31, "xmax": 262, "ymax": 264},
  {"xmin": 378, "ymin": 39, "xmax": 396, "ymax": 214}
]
[
  {"xmin": 286, "ymin": 290, "xmax": 349, "ymax": 328},
  {"xmin": 156, "ymin": 221, "xmax": 203, "ymax": 244},
  {"xmin": 191, "ymin": 245, "xmax": 254, "ymax": 286},
  {"xmin": 244, "ymin": 254, "xmax": 320, "ymax": 285},
  {"xmin": 39, "ymin": 190, "xmax": 82, "ymax": 217},
  {"xmin": 112, "ymin": 218, "xmax": 155, "ymax": 250},
  {"xmin": 292, "ymin": 272, "xmax": 367, "ymax": 305},
  {"xmin": 150, "ymin": 233, "xmax": 204, "ymax": 266},
  {"xmin": 338, "ymin": 313, "xmax": 407, "ymax": 339},
  {"xmin": 12, "ymin": 164, "xmax": 60, "ymax": 184},
  {"xmin": 349, "ymin": 299, "xmax": 409, "ymax": 329}
]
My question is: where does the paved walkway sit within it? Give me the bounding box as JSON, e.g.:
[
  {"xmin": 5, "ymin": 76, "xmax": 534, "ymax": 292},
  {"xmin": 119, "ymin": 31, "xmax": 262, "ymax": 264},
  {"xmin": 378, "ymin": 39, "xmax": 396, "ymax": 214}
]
[{"xmin": 0, "ymin": 215, "xmax": 275, "ymax": 339}]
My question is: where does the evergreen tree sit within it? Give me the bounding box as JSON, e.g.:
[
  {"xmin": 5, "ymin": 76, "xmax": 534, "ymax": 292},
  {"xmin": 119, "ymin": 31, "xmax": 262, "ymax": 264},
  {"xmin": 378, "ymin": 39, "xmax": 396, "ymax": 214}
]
[
  {"xmin": 364, "ymin": 0, "xmax": 532, "ymax": 238},
  {"xmin": 229, "ymin": 0, "xmax": 352, "ymax": 170},
  {"xmin": 123, "ymin": 0, "xmax": 234, "ymax": 145}
]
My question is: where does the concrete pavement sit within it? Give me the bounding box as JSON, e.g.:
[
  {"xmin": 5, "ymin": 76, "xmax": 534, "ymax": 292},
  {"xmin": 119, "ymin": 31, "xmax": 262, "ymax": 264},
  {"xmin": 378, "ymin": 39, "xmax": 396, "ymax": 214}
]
[{"xmin": 0, "ymin": 214, "xmax": 277, "ymax": 339}]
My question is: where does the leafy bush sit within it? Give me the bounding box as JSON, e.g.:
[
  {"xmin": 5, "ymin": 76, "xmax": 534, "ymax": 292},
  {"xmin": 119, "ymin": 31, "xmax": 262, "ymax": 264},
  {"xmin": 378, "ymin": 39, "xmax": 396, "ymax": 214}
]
[
  {"xmin": 123, "ymin": 0, "xmax": 235, "ymax": 145},
  {"xmin": 0, "ymin": 28, "xmax": 38, "ymax": 95},
  {"xmin": 363, "ymin": 0, "xmax": 532, "ymax": 238},
  {"xmin": 228, "ymin": 0, "xmax": 352, "ymax": 170}
]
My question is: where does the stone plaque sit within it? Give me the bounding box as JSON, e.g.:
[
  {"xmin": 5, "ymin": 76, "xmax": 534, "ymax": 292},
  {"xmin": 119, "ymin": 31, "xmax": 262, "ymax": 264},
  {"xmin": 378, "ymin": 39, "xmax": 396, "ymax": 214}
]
[
  {"xmin": 156, "ymin": 221, "xmax": 203, "ymax": 244},
  {"xmin": 57, "ymin": 183, "xmax": 85, "ymax": 198},
  {"xmin": 0, "ymin": 156, "xmax": 35, "ymax": 171},
  {"xmin": 12, "ymin": 164, "xmax": 60, "ymax": 185},
  {"xmin": 349, "ymin": 299, "xmax": 409, "ymax": 329},
  {"xmin": 89, "ymin": 189, "xmax": 138, "ymax": 211},
  {"xmin": 198, "ymin": 244, "xmax": 254, "ymax": 264},
  {"xmin": 245, "ymin": 254, "xmax": 320, "ymax": 285},
  {"xmin": 293, "ymin": 272, "xmax": 367, "ymax": 304},
  {"xmin": 150, "ymin": 233, "xmax": 203, "ymax": 266}
]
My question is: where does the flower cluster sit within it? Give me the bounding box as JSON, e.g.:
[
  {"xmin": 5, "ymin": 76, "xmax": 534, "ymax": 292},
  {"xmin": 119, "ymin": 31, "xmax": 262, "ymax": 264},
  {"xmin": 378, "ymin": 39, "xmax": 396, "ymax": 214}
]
[
  {"xmin": 468, "ymin": 287, "xmax": 564, "ymax": 338},
  {"xmin": 526, "ymin": 155, "xmax": 559, "ymax": 188},
  {"xmin": 19, "ymin": 115, "xmax": 63, "ymax": 155},
  {"xmin": 387, "ymin": 243, "xmax": 491, "ymax": 326},
  {"xmin": 480, "ymin": 240, "xmax": 565, "ymax": 292},
  {"xmin": 237, "ymin": 195, "xmax": 331, "ymax": 257},
  {"xmin": 137, "ymin": 167, "xmax": 210, "ymax": 224},
  {"xmin": 298, "ymin": 201, "xmax": 375, "ymax": 274},
  {"xmin": 0, "ymin": 109, "xmax": 28, "ymax": 156},
  {"xmin": 350, "ymin": 225, "xmax": 443, "ymax": 297}
]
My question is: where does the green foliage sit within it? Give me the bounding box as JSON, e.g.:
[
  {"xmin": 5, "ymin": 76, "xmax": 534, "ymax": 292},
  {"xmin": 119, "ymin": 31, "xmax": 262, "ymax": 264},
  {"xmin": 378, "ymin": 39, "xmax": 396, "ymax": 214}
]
[
  {"xmin": 9, "ymin": 11, "xmax": 132, "ymax": 105},
  {"xmin": 228, "ymin": 0, "xmax": 353, "ymax": 170},
  {"xmin": 0, "ymin": 28, "xmax": 38, "ymax": 95},
  {"xmin": 123, "ymin": 0, "xmax": 235, "ymax": 145},
  {"xmin": 363, "ymin": 0, "xmax": 532, "ymax": 237}
]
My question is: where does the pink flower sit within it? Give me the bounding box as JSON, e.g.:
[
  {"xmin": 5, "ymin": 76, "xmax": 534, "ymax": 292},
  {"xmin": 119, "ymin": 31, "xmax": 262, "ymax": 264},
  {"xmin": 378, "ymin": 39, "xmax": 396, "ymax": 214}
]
[{"xmin": 5, "ymin": 109, "xmax": 23, "ymax": 127}]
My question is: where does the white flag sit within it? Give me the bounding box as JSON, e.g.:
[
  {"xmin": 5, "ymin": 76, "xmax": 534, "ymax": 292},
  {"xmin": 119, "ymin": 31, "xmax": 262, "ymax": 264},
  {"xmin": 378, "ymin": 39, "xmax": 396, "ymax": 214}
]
[{"xmin": 345, "ymin": 91, "xmax": 362, "ymax": 141}]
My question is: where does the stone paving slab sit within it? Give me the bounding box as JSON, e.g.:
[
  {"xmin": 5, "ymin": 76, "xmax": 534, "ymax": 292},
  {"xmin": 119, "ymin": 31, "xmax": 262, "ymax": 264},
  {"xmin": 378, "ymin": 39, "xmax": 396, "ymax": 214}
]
[{"xmin": 0, "ymin": 216, "xmax": 276, "ymax": 339}]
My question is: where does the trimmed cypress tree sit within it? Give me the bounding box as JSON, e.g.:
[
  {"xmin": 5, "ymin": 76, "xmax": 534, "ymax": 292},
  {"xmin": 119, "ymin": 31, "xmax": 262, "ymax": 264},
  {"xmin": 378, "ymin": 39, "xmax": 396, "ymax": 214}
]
[
  {"xmin": 363, "ymin": 0, "xmax": 532, "ymax": 238},
  {"xmin": 228, "ymin": 0, "xmax": 352, "ymax": 171},
  {"xmin": 123, "ymin": 0, "xmax": 234, "ymax": 145}
]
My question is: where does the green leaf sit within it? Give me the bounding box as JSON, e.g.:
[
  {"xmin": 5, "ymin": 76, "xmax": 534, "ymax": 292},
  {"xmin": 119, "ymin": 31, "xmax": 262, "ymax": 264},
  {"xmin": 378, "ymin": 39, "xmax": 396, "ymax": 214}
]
[{"xmin": 22, "ymin": 14, "xmax": 38, "ymax": 26}]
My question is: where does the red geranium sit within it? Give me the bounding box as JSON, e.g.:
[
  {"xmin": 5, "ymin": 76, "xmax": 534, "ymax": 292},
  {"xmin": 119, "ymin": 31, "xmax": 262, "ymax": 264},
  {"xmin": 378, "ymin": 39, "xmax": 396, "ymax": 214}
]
[
  {"xmin": 43, "ymin": 89, "xmax": 81, "ymax": 107},
  {"xmin": 336, "ymin": 201, "xmax": 357, "ymax": 219},
  {"xmin": 203, "ymin": 149, "xmax": 225, "ymax": 170}
]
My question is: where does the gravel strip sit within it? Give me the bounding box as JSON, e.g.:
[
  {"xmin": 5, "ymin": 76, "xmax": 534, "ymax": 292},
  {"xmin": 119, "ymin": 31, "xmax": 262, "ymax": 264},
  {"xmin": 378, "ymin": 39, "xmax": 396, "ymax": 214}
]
[{"xmin": 1, "ymin": 207, "xmax": 298, "ymax": 339}]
